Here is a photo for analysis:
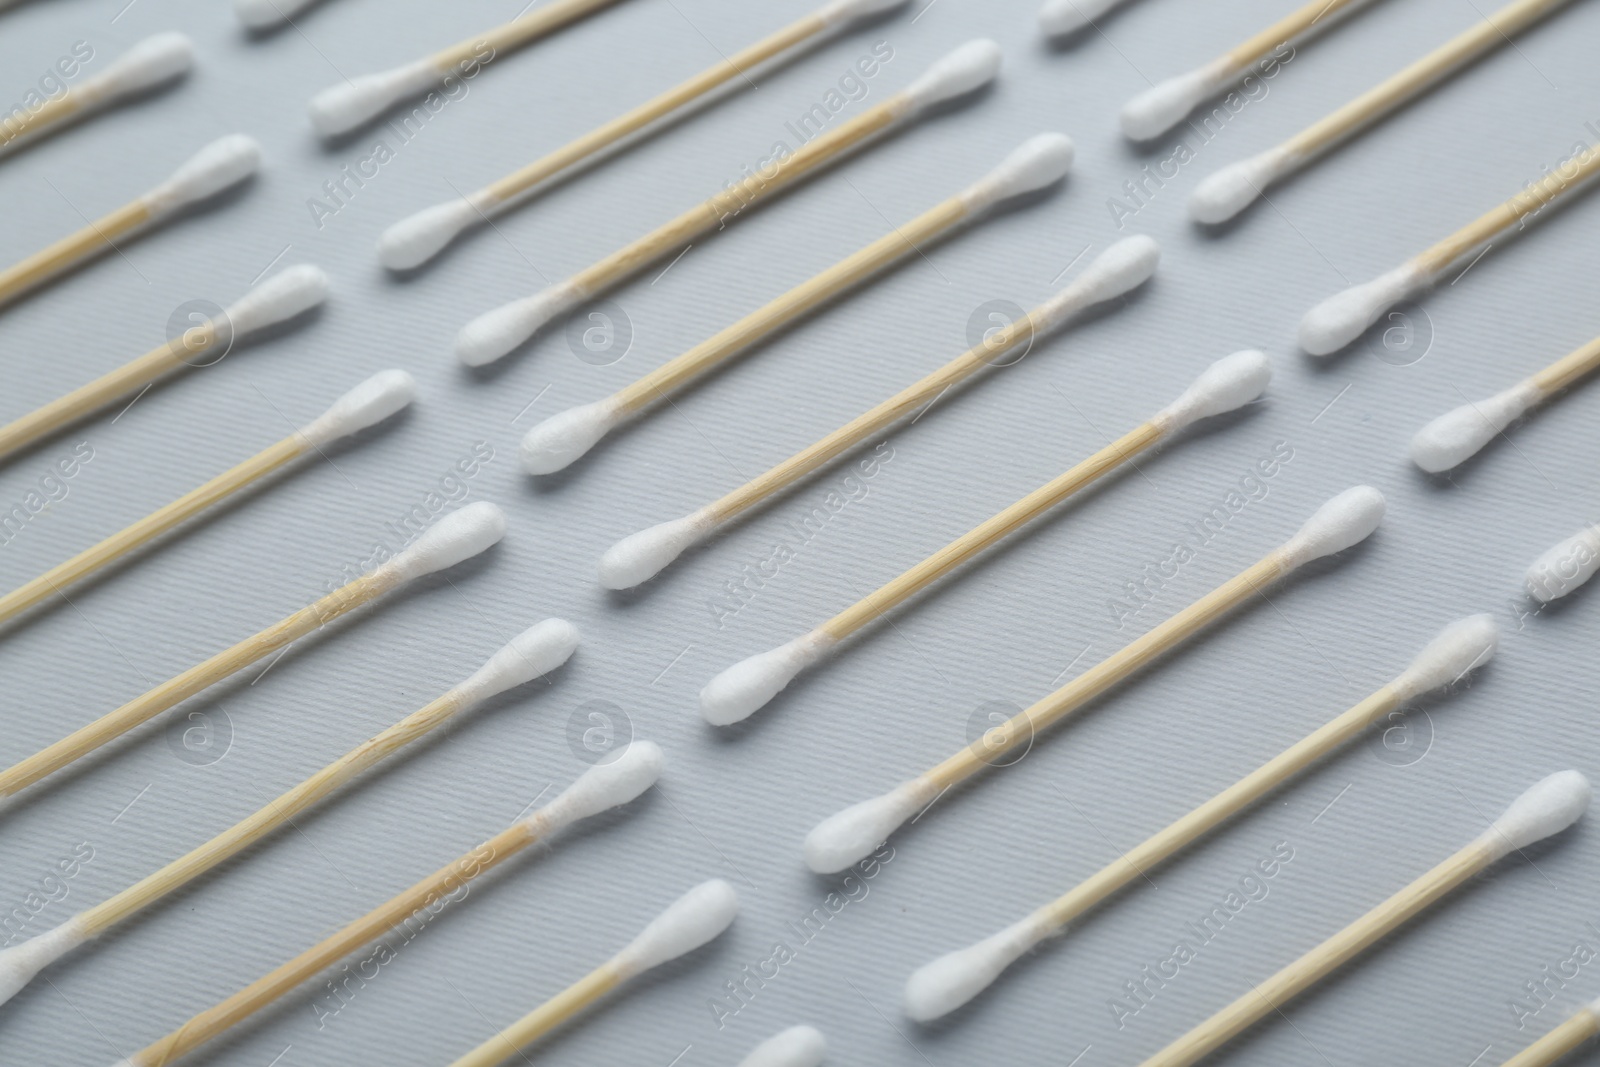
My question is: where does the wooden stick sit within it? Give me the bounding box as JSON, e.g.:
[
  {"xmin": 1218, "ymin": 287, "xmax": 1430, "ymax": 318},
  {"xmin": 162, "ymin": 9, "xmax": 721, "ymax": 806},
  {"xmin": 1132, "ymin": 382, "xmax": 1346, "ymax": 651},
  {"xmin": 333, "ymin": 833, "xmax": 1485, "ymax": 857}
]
[
  {"xmin": 450, "ymin": 966, "xmax": 622, "ymax": 1067},
  {"xmin": 1530, "ymin": 334, "xmax": 1600, "ymax": 396},
  {"xmin": 0, "ymin": 199, "xmax": 152, "ymax": 308},
  {"xmin": 1223, "ymin": 0, "xmax": 1365, "ymax": 69},
  {"xmin": 431, "ymin": 0, "xmax": 627, "ymax": 72},
  {"xmin": 1499, "ymin": 1008, "xmax": 1600, "ymax": 1067}
]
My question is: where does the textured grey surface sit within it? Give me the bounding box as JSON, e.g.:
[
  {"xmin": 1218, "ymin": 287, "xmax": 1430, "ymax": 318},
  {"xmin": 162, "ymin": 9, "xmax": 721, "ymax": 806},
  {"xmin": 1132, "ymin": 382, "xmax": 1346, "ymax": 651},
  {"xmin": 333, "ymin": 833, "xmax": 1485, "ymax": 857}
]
[{"xmin": 2, "ymin": 0, "xmax": 1600, "ymax": 1064}]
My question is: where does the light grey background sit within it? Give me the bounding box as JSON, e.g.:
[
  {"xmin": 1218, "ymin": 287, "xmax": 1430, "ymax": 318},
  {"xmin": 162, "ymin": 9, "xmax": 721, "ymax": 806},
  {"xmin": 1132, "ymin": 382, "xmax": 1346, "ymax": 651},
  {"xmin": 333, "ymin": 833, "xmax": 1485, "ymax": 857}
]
[{"xmin": 2, "ymin": 0, "xmax": 1599, "ymax": 1064}]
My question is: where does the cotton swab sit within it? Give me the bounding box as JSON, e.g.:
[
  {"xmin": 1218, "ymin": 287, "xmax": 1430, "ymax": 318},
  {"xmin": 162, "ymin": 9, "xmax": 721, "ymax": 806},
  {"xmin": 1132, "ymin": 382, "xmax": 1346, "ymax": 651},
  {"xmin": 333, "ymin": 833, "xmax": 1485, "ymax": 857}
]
[
  {"xmin": 902, "ymin": 614, "xmax": 1499, "ymax": 1021},
  {"xmin": 1138, "ymin": 770, "xmax": 1591, "ymax": 1067},
  {"xmin": 0, "ymin": 32, "xmax": 193, "ymax": 154},
  {"xmin": 516, "ymin": 132, "xmax": 1074, "ymax": 467},
  {"xmin": 1039, "ymin": 0, "xmax": 1132, "ymax": 37},
  {"xmin": 443, "ymin": 879, "xmax": 739, "ymax": 1067},
  {"xmin": 0, "ymin": 265, "xmax": 329, "ymax": 463},
  {"xmin": 1525, "ymin": 524, "xmax": 1600, "ymax": 603},
  {"xmin": 379, "ymin": 0, "xmax": 916, "ymax": 270},
  {"xmin": 0, "ymin": 620, "xmax": 580, "ymax": 1008},
  {"xmin": 1120, "ymin": 0, "xmax": 1368, "ymax": 141},
  {"xmin": 306, "ymin": 0, "xmax": 629, "ymax": 136},
  {"xmin": 0, "ymin": 369, "xmax": 415, "ymax": 629},
  {"xmin": 1189, "ymin": 0, "xmax": 1577, "ymax": 225},
  {"xmin": 0, "ymin": 502, "xmax": 504, "ymax": 809},
  {"xmin": 739, "ymin": 1026, "xmax": 829, "ymax": 1067},
  {"xmin": 1300, "ymin": 147, "xmax": 1600, "ymax": 356},
  {"xmin": 234, "ymin": 0, "xmax": 327, "ymax": 29},
  {"xmin": 0, "ymin": 135, "xmax": 260, "ymax": 309},
  {"xmin": 1410, "ymin": 333, "xmax": 1600, "ymax": 473},
  {"xmin": 449, "ymin": 41, "xmax": 1001, "ymax": 356},
  {"xmin": 598, "ymin": 236, "xmax": 1160, "ymax": 590},
  {"xmin": 701, "ymin": 349, "xmax": 1271, "ymax": 725},
  {"xmin": 110, "ymin": 741, "xmax": 662, "ymax": 1067},
  {"xmin": 1494, "ymin": 998, "xmax": 1600, "ymax": 1067},
  {"xmin": 803, "ymin": 485, "xmax": 1385, "ymax": 873}
]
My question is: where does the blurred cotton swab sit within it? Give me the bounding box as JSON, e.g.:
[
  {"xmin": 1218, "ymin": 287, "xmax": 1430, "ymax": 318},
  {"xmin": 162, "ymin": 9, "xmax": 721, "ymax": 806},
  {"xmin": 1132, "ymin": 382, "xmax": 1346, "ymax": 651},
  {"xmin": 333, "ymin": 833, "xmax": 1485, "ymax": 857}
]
[
  {"xmin": 1192, "ymin": 0, "xmax": 1578, "ymax": 225},
  {"xmin": 700, "ymin": 349, "xmax": 1270, "ymax": 724},
  {"xmin": 0, "ymin": 503, "xmax": 504, "ymax": 810},
  {"xmin": 739, "ymin": 1026, "xmax": 829, "ymax": 1067},
  {"xmin": 1140, "ymin": 771, "xmax": 1591, "ymax": 1067},
  {"xmin": 0, "ymin": 265, "xmax": 329, "ymax": 463},
  {"xmin": 516, "ymin": 132, "xmax": 1074, "ymax": 467},
  {"xmin": 1494, "ymin": 997, "xmax": 1600, "ymax": 1067},
  {"xmin": 0, "ymin": 135, "xmax": 260, "ymax": 309},
  {"xmin": 1526, "ymin": 524, "xmax": 1600, "ymax": 602},
  {"xmin": 1039, "ymin": 0, "xmax": 1134, "ymax": 37},
  {"xmin": 0, "ymin": 32, "xmax": 193, "ymax": 154},
  {"xmin": 0, "ymin": 620, "xmax": 579, "ymax": 1009},
  {"xmin": 379, "ymin": 0, "xmax": 915, "ymax": 269},
  {"xmin": 112, "ymin": 742, "xmax": 662, "ymax": 1067},
  {"xmin": 803, "ymin": 486, "xmax": 1386, "ymax": 873},
  {"xmin": 0, "ymin": 370, "xmax": 415, "ymax": 629},
  {"xmin": 444, "ymin": 880, "xmax": 739, "ymax": 1067},
  {"xmin": 903, "ymin": 615, "xmax": 1499, "ymax": 1021},
  {"xmin": 447, "ymin": 38, "xmax": 1001, "ymax": 346},
  {"xmin": 599, "ymin": 236, "xmax": 1159, "ymax": 590},
  {"xmin": 1410, "ymin": 333, "xmax": 1600, "ymax": 473}
]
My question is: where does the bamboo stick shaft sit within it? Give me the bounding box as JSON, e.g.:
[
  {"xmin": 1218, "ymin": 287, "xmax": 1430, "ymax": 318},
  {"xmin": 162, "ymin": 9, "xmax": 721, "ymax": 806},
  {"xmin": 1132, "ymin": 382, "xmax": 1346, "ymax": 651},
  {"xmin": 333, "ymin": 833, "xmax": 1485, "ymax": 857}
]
[
  {"xmin": 1531, "ymin": 335, "xmax": 1600, "ymax": 396},
  {"xmin": 433, "ymin": 0, "xmax": 629, "ymax": 70},
  {"xmin": 1139, "ymin": 841, "xmax": 1493, "ymax": 1067},
  {"xmin": 822, "ymin": 421, "xmax": 1164, "ymax": 640},
  {"xmin": 0, "ymin": 198, "xmax": 152, "ymax": 308},
  {"xmin": 0, "ymin": 571, "xmax": 392, "ymax": 799},
  {"xmin": 928, "ymin": 554, "xmax": 1290, "ymax": 790},
  {"xmin": 614, "ymin": 196, "xmax": 970, "ymax": 411},
  {"xmin": 1500, "ymin": 1010, "xmax": 1600, "ymax": 1067},
  {"xmin": 1, "ymin": 91, "xmax": 83, "ymax": 149},
  {"xmin": 78, "ymin": 688, "xmax": 471, "ymax": 935},
  {"xmin": 447, "ymin": 964, "xmax": 622, "ymax": 1067},
  {"xmin": 1224, "ymin": 0, "xmax": 1364, "ymax": 70},
  {"xmin": 0, "ymin": 435, "xmax": 306, "ymax": 626},
  {"xmin": 132, "ymin": 823, "xmax": 538, "ymax": 1067}
]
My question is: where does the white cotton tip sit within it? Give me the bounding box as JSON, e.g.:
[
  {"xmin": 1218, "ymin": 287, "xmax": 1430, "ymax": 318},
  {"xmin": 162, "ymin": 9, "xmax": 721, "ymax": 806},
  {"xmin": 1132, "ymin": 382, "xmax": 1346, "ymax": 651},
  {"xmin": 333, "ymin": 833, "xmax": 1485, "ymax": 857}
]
[
  {"xmin": 903, "ymin": 39, "xmax": 1003, "ymax": 111},
  {"xmin": 611, "ymin": 879, "xmax": 739, "ymax": 980},
  {"xmin": 308, "ymin": 61, "xmax": 439, "ymax": 137},
  {"xmin": 1525, "ymin": 526, "xmax": 1600, "ymax": 603},
  {"xmin": 1039, "ymin": 0, "xmax": 1122, "ymax": 36},
  {"xmin": 0, "ymin": 922, "xmax": 88, "ymax": 1008},
  {"xmin": 143, "ymin": 134, "xmax": 262, "ymax": 217},
  {"xmin": 904, "ymin": 914, "xmax": 1048, "ymax": 1021},
  {"xmin": 598, "ymin": 511, "xmax": 715, "ymax": 590},
  {"xmin": 1410, "ymin": 381, "xmax": 1542, "ymax": 473},
  {"xmin": 1188, "ymin": 148, "xmax": 1295, "ymax": 225},
  {"xmin": 540, "ymin": 741, "xmax": 664, "ymax": 829},
  {"xmin": 296, "ymin": 369, "xmax": 417, "ymax": 448},
  {"xmin": 1277, "ymin": 485, "xmax": 1385, "ymax": 569},
  {"xmin": 379, "ymin": 501, "xmax": 507, "ymax": 583},
  {"xmin": 456, "ymin": 619, "xmax": 581, "ymax": 705},
  {"xmin": 378, "ymin": 199, "xmax": 485, "ymax": 270},
  {"xmin": 700, "ymin": 631, "xmax": 837, "ymax": 726},
  {"xmin": 1120, "ymin": 59, "xmax": 1231, "ymax": 142},
  {"xmin": 820, "ymin": 0, "xmax": 910, "ymax": 25},
  {"xmin": 235, "ymin": 0, "xmax": 320, "ymax": 28},
  {"xmin": 1390, "ymin": 615, "xmax": 1499, "ymax": 701},
  {"xmin": 1036, "ymin": 234, "xmax": 1160, "ymax": 330},
  {"xmin": 223, "ymin": 264, "xmax": 330, "ymax": 338},
  {"xmin": 457, "ymin": 284, "xmax": 585, "ymax": 366},
  {"xmin": 87, "ymin": 32, "xmax": 194, "ymax": 102},
  {"xmin": 1476, "ymin": 771, "xmax": 1591, "ymax": 860},
  {"xmin": 803, "ymin": 778, "xmax": 939, "ymax": 874},
  {"xmin": 960, "ymin": 132, "xmax": 1074, "ymax": 213},
  {"xmin": 738, "ymin": 1025, "xmax": 828, "ymax": 1067},
  {"xmin": 1152, "ymin": 349, "xmax": 1271, "ymax": 434},
  {"xmin": 519, "ymin": 398, "xmax": 625, "ymax": 475},
  {"xmin": 1300, "ymin": 262, "xmax": 1429, "ymax": 356}
]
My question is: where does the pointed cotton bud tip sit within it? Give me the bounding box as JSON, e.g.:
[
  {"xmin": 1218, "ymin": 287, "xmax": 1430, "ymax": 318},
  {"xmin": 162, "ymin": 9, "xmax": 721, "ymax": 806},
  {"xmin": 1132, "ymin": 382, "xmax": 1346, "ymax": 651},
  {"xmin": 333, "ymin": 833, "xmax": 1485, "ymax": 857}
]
[
  {"xmin": 700, "ymin": 631, "xmax": 836, "ymax": 726},
  {"xmin": 612, "ymin": 880, "xmax": 739, "ymax": 979},
  {"xmin": 94, "ymin": 32, "xmax": 194, "ymax": 98},
  {"xmin": 1390, "ymin": 615, "xmax": 1499, "ymax": 700},
  {"xmin": 738, "ymin": 1025, "xmax": 828, "ymax": 1067},
  {"xmin": 0, "ymin": 923, "xmax": 89, "ymax": 1008},
  {"xmin": 904, "ymin": 915, "xmax": 1047, "ymax": 1021},
  {"xmin": 598, "ymin": 512, "xmax": 715, "ymax": 589},
  {"xmin": 1300, "ymin": 263, "xmax": 1428, "ymax": 356},
  {"xmin": 308, "ymin": 61, "xmax": 439, "ymax": 137},
  {"xmin": 223, "ymin": 264, "xmax": 330, "ymax": 338},
  {"xmin": 1278, "ymin": 486, "xmax": 1385, "ymax": 569},
  {"xmin": 381, "ymin": 502, "xmax": 507, "ymax": 582},
  {"xmin": 1478, "ymin": 771, "xmax": 1590, "ymax": 860},
  {"xmin": 1035, "ymin": 234, "xmax": 1160, "ymax": 331},
  {"xmin": 145, "ymin": 134, "xmax": 262, "ymax": 217},
  {"xmin": 518, "ymin": 398, "xmax": 624, "ymax": 475},
  {"xmin": 457, "ymin": 619, "xmax": 580, "ymax": 704},
  {"xmin": 1525, "ymin": 526, "xmax": 1600, "ymax": 602},
  {"xmin": 803, "ymin": 779, "xmax": 938, "ymax": 873},
  {"xmin": 378, "ymin": 200, "xmax": 484, "ymax": 270},
  {"xmin": 1039, "ymin": 0, "xmax": 1120, "ymax": 36},
  {"xmin": 540, "ymin": 741, "xmax": 664, "ymax": 829},
  {"xmin": 903, "ymin": 39, "xmax": 1003, "ymax": 110},
  {"xmin": 1120, "ymin": 61, "xmax": 1229, "ymax": 141},
  {"xmin": 820, "ymin": 0, "xmax": 910, "ymax": 25},
  {"xmin": 235, "ymin": 0, "xmax": 318, "ymax": 28},
  {"xmin": 961, "ymin": 132, "xmax": 1074, "ymax": 213},
  {"xmin": 1153, "ymin": 349, "xmax": 1270, "ymax": 434},
  {"xmin": 457, "ymin": 285, "xmax": 583, "ymax": 366},
  {"xmin": 1188, "ymin": 149, "xmax": 1292, "ymax": 224},
  {"xmin": 1410, "ymin": 382, "xmax": 1541, "ymax": 473},
  {"xmin": 297, "ymin": 369, "xmax": 417, "ymax": 447}
]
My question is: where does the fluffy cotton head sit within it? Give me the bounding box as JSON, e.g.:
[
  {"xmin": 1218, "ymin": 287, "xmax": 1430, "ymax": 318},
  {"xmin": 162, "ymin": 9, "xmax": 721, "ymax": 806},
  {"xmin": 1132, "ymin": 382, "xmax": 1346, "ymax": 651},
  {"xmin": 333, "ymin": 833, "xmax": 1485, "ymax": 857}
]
[
  {"xmin": 519, "ymin": 397, "xmax": 625, "ymax": 475},
  {"xmin": 960, "ymin": 132, "xmax": 1074, "ymax": 213},
  {"xmin": 296, "ymin": 369, "xmax": 417, "ymax": 448},
  {"xmin": 819, "ymin": 0, "xmax": 910, "ymax": 24},
  {"xmin": 457, "ymin": 284, "xmax": 585, "ymax": 366},
  {"xmin": 379, "ymin": 502, "xmax": 507, "ymax": 584},
  {"xmin": 1476, "ymin": 771, "xmax": 1591, "ymax": 860},
  {"xmin": 1035, "ymin": 234, "xmax": 1160, "ymax": 331},
  {"xmin": 0, "ymin": 922, "xmax": 88, "ymax": 1009},
  {"xmin": 1389, "ymin": 615, "xmax": 1499, "ymax": 701},
  {"xmin": 903, "ymin": 914, "xmax": 1048, "ymax": 1022},
  {"xmin": 803, "ymin": 778, "xmax": 939, "ymax": 873},
  {"xmin": 1410, "ymin": 381, "xmax": 1542, "ymax": 473},
  {"xmin": 1300, "ymin": 262, "xmax": 1429, "ymax": 357},
  {"xmin": 539, "ymin": 741, "xmax": 664, "ymax": 830},
  {"xmin": 235, "ymin": 0, "xmax": 320, "ymax": 28},
  {"xmin": 1188, "ymin": 148, "xmax": 1297, "ymax": 224},
  {"xmin": 1277, "ymin": 486, "xmax": 1385, "ymax": 570},
  {"xmin": 143, "ymin": 134, "xmax": 262, "ymax": 217},
  {"xmin": 598, "ymin": 511, "xmax": 715, "ymax": 590},
  {"xmin": 737, "ymin": 1025, "xmax": 828, "ymax": 1067},
  {"xmin": 378, "ymin": 199, "xmax": 485, "ymax": 271},
  {"xmin": 903, "ymin": 39, "xmax": 1003, "ymax": 111},
  {"xmin": 308, "ymin": 61, "xmax": 443, "ymax": 137},
  {"xmin": 1039, "ymin": 0, "xmax": 1121, "ymax": 36},
  {"xmin": 611, "ymin": 880, "xmax": 739, "ymax": 979},
  {"xmin": 223, "ymin": 264, "xmax": 330, "ymax": 338},
  {"xmin": 456, "ymin": 619, "xmax": 580, "ymax": 705},
  {"xmin": 700, "ymin": 631, "xmax": 836, "ymax": 726},
  {"xmin": 1152, "ymin": 349, "xmax": 1271, "ymax": 435},
  {"xmin": 1525, "ymin": 526, "xmax": 1600, "ymax": 602},
  {"xmin": 1120, "ymin": 59, "xmax": 1232, "ymax": 142},
  {"xmin": 86, "ymin": 32, "xmax": 194, "ymax": 103}
]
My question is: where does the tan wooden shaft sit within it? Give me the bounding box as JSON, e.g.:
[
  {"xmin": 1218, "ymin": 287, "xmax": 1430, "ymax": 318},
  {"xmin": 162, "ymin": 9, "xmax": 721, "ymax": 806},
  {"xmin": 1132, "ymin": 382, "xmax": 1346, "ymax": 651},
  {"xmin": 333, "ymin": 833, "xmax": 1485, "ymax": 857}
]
[
  {"xmin": 1531, "ymin": 335, "xmax": 1600, "ymax": 396},
  {"xmin": 1224, "ymin": 0, "xmax": 1365, "ymax": 69},
  {"xmin": 446, "ymin": 963, "xmax": 622, "ymax": 1067},
  {"xmin": 0, "ymin": 198, "xmax": 152, "ymax": 307},
  {"xmin": 1500, "ymin": 1009, "xmax": 1600, "ymax": 1067},
  {"xmin": 431, "ymin": 0, "xmax": 627, "ymax": 71},
  {"xmin": 1, "ymin": 91, "xmax": 83, "ymax": 148}
]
